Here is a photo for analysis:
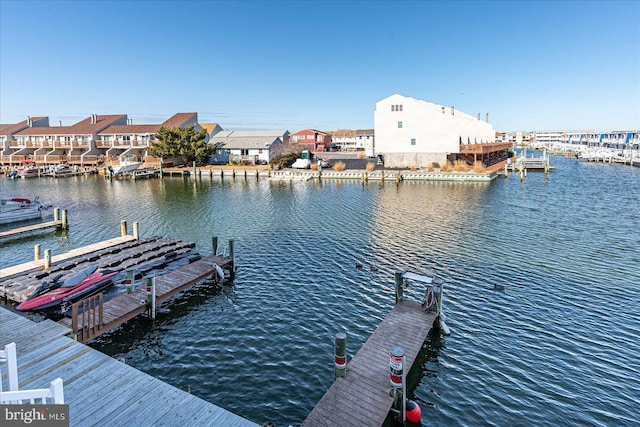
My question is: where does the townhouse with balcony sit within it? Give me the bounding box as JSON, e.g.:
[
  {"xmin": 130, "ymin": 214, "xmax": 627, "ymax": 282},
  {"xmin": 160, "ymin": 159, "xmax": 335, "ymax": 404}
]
[
  {"xmin": 0, "ymin": 117, "xmax": 50, "ymax": 164},
  {"xmin": 8, "ymin": 114, "xmax": 127, "ymax": 166},
  {"xmin": 290, "ymin": 129, "xmax": 331, "ymax": 152},
  {"xmin": 97, "ymin": 112, "xmax": 201, "ymax": 164}
]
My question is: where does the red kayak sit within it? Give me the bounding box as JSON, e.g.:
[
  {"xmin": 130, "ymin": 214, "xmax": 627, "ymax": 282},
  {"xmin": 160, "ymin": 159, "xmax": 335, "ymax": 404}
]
[{"xmin": 17, "ymin": 266, "xmax": 118, "ymax": 312}]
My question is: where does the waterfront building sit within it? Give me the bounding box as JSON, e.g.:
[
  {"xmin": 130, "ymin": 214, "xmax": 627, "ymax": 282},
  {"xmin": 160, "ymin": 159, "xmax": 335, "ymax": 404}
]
[
  {"xmin": 97, "ymin": 112, "xmax": 201, "ymax": 163},
  {"xmin": 8, "ymin": 114, "xmax": 127, "ymax": 166},
  {"xmin": 290, "ymin": 129, "xmax": 332, "ymax": 152},
  {"xmin": 208, "ymin": 130, "xmax": 289, "ymax": 165},
  {"xmin": 328, "ymin": 129, "xmax": 374, "ymax": 152},
  {"xmin": 330, "ymin": 129, "xmax": 356, "ymax": 151},
  {"xmin": 0, "ymin": 113, "xmax": 205, "ymax": 167},
  {"xmin": 373, "ymin": 94, "xmax": 497, "ymax": 167},
  {"xmin": 532, "ymin": 130, "xmax": 640, "ymax": 150},
  {"xmin": 201, "ymin": 123, "xmax": 224, "ymax": 142},
  {"xmin": 0, "ymin": 117, "xmax": 50, "ymax": 162}
]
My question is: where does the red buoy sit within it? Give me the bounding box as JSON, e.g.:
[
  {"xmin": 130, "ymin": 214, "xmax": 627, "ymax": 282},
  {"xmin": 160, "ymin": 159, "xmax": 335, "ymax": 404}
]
[{"xmin": 406, "ymin": 399, "xmax": 422, "ymax": 423}]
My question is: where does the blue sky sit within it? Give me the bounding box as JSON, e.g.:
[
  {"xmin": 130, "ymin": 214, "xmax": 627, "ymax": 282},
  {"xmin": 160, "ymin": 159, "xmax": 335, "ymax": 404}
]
[{"xmin": 1, "ymin": 0, "xmax": 638, "ymax": 132}]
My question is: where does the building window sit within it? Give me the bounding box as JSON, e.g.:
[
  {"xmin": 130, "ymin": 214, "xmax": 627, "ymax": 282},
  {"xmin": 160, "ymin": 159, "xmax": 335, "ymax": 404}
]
[
  {"xmin": 411, "ymin": 138, "xmax": 416, "ymax": 146},
  {"xmin": 241, "ymin": 149, "xmax": 249, "ymax": 155},
  {"xmin": 398, "ymin": 121, "xmax": 403, "ymax": 129},
  {"xmin": 391, "ymin": 104, "xmax": 403, "ymax": 112}
]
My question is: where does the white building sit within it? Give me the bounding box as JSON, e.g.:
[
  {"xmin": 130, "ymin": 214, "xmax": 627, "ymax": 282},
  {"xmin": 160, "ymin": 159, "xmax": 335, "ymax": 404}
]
[
  {"xmin": 208, "ymin": 130, "xmax": 289, "ymax": 165},
  {"xmin": 374, "ymin": 94, "xmax": 495, "ymax": 167}
]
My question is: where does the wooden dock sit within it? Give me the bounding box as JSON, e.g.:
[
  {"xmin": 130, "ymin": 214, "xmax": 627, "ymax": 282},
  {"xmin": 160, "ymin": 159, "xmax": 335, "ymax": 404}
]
[
  {"xmin": 302, "ymin": 301, "xmax": 438, "ymax": 427},
  {"xmin": 58, "ymin": 254, "xmax": 230, "ymax": 343},
  {"xmin": 0, "ymin": 219, "xmax": 64, "ymax": 239},
  {"xmin": 0, "ymin": 307, "xmax": 259, "ymax": 427}
]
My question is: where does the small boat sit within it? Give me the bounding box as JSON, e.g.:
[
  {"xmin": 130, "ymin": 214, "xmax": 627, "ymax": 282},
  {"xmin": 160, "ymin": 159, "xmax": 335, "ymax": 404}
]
[
  {"xmin": 0, "ymin": 197, "xmax": 50, "ymax": 225},
  {"xmin": 16, "ymin": 266, "xmax": 118, "ymax": 312},
  {"xmin": 110, "ymin": 157, "xmax": 143, "ymax": 175}
]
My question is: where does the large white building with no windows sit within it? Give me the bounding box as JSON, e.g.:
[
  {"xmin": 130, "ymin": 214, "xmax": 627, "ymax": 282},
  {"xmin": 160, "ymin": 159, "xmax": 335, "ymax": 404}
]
[{"xmin": 374, "ymin": 94, "xmax": 495, "ymax": 167}]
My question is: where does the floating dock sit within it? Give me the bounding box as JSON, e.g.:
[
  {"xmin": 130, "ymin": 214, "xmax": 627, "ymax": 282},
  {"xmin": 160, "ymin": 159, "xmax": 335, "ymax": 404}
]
[
  {"xmin": 302, "ymin": 302, "xmax": 439, "ymax": 426},
  {"xmin": 0, "ymin": 219, "xmax": 64, "ymax": 240},
  {"xmin": 58, "ymin": 254, "xmax": 231, "ymax": 343},
  {"xmin": 0, "ymin": 307, "xmax": 258, "ymax": 427}
]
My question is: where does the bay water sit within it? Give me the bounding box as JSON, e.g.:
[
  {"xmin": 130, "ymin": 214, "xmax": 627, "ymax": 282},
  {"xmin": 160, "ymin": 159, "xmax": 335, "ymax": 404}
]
[{"xmin": 1, "ymin": 155, "xmax": 638, "ymax": 426}]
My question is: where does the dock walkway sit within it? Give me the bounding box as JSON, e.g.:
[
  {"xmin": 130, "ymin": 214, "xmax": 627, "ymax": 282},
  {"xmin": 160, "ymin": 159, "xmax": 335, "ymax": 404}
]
[
  {"xmin": 58, "ymin": 255, "xmax": 230, "ymax": 343},
  {"xmin": 0, "ymin": 219, "xmax": 64, "ymax": 239},
  {"xmin": 302, "ymin": 301, "xmax": 438, "ymax": 427},
  {"xmin": 0, "ymin": 307, "xmax": 258, "ymax": 427}
]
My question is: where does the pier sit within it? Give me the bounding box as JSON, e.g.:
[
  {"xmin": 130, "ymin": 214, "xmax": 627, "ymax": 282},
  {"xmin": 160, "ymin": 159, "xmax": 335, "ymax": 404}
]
[
  {"xmin": 303, "ymin": 272, "xmax": 446, "ymax": 427},
  {"xmin": 0, "ymin": 308, "xmax": 258, "ymax": 427},
  {"xmin": 0, "ymin": 219, "xmax": 64, "ymax": 240},
  {"xmin": 58, "ymin": 254, "xmax": 231, "ymax": 343}
]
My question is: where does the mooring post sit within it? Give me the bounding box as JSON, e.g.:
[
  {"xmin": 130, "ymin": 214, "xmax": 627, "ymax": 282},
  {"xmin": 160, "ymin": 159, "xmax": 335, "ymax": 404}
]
[
  {"xmin": 394, "ymin": 271, "xmax": 404, "ymax": 303},
  {"xmin": 334, "ymin": 332, "xmax": 347, "ymax": 379},
  {"xmin": 125, "ymin": 269, "xmax": 136, "ymax": 293},
  {"xmin": 146, "ymin": 276, "xmax": 156, "ymax": 320},
  {"xmin": 228, "ymin": 239, "xmax": 236, "ymax": 274},
  {"xmin": 120, "ymin": 220, "xmax": 127, "ymax": 237},
  {"xmin": 54, "ymin": 208, "xmax": 60, "ymax": 222},
  {"xmin": 193, "ymin": 161, "xmax": 196, "ymax": 178},
  {"xmin": 504, "ymin": 164, "xmax": 509, "ymax": 177},
  {"xmin": 34, "ymin": 244, "xmax": 41, "ymax": 261},
  {"xmin": 389, "ymin": 345, "xmax": 406, "ymax": 424},
  {"xmin": 212, "ymin": 236, "xmax": 219, "ymax": 256},
  {"xmin": 61, "ymin": 209, "xmax": 68, "ymax": 229},
  {"xmin": 133, "ymin": 222, "xmax": 139, "ymax": 240},
  {"xmin": 159, "ymin": 158, "xmax": 164, "ymax": 180},
  {"xmin": 44, "ymin": 249, "xmax": 51, "ymax": 269}
]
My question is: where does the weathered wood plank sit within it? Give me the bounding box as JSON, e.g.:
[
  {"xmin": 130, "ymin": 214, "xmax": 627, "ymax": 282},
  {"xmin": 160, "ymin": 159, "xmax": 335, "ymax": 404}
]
[
  {"xmin": 1, "ymin": 308, "xmax": 258, "ymax": 427},
  {"xmin": 302, "ymin": 301, "xmax": 437, "ymax": 427}
]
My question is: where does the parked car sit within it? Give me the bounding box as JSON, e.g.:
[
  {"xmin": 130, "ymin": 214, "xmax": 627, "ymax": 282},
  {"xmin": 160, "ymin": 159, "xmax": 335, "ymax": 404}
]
[{"xmin": 291, "ymin": 158, "xmax": 311, "ymax": 169}]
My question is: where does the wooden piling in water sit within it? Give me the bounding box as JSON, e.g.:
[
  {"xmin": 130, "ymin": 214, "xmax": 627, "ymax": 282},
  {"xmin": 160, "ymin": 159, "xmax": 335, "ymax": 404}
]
[
  {"xmin": 395, "ymin": 271, "xmax": 404, "ymax": 303},
  {"xmin": 228, "ymin": 239, "xmax": 235, "ymax": 274},
  {"xmin": 334, "ymin": 332, "xmax": 347, "ymax": 378},
  {"xmin": 120, "ymin": 220, "xmax": 127, "ymax": 237},
  {"xmin": 34, "ymin": 244, "xmax": 41, "ymax": 261},
  {"xmin": 212, "ymin": 236, "xmax": 218, "ymax": 255},
  {"xmin": 133, "ymin": 222, "xmax": 139, "ymax": 240},
  {"xmin": 61, "ymin": 209, "xmax": 68, "ymax": 229},
  {"xmin": 44, "ymin": 249, "xmax": 51, "ymax": 269}
]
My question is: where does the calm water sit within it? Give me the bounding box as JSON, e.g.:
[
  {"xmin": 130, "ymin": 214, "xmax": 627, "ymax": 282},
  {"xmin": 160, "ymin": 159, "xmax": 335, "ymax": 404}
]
[{"xmin": 1, "ymin": 156, "xmax": 639, "ymax": 426}]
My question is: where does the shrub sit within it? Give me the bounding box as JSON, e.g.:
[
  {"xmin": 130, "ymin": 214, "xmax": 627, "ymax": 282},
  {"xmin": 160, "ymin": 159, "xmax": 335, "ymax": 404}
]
[
  {"xmin": 310, "ymin": 163, "xmax": 318, "ymax": 170},
  {"xmin": 440, "ymin": 161, "xmax": 454, "ymax": 172},
  {"xmin": 366, "ymin": 162, "xmax": 375, "ymax": 172},
  {"xmin": 333, "ymin": 161, "xmax": 346, "ymax": 171},
  {"xmin": 473, "ymin": 161, "xmax": 486, "ymax": 173},
  {"xmin": 431, "ymin": 162, "xmax": 440, "ymax": 169},
  {"xmin": 427, "ymin": 165, "xmax": 434, "ymax": 172},
  {"xmin": 357, "ymin": 152, "xmax": 366, "ymax": 159},
  {"xmin": 453, "ymin": 160, "xmax": 469, "ymax": 172},
  {"xmin": 410, "ymin": 166, "xmax": 417, "ymax": 172}
]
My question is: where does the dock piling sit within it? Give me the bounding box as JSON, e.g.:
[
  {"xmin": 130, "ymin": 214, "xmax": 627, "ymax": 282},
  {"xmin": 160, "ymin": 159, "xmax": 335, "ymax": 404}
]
[
  {"xmin": 389, "ymin": 346, "xmax": 406, "ymax": 424},
  {"xmin": 228, "ymin": 239, "xmax": 235, "ymax": 274},
  {"xmin": 146, "ymin": 276, "xmax": 156, "ymax": 320},
  {"xmin": 133, "ymin": 222, "xmax": 139, "ymax": 240},
  {"xmin": 212, "ymin": 236, "xmax": 218, "ymax": 255},
  {"xmin": 394, "ymin": 271, "xmax": 404, "ymax": 303},
  {"xmin": 120, "ymin": 220, "xmax": 127, "ymax": 237},
  {"xmin": 44, "ymin": 249, "xmax": 51, "ymax": 269},
  {"xmin": 34, "ymin": 244, "xmax": 41, "ymax": 261},
  {"xmin": 334, "ymin": 332, "xmax": 347, "ymax": 379},
  {"xmin": 54, "ymin": 208, "xmax": 60, "ymax": 222},
  {"xmin": 125, "ymin": 270, "xmax": 136, "ymax": 293},
  {"xmin": 61, "ymin": 209, "xmax": 68, "ymax": 230}
]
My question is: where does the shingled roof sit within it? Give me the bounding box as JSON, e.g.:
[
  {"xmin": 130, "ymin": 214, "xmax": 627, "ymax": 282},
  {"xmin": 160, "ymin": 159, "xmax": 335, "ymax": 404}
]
[
  {"xmin": 0, "ymin": 117, "xmax": 48, "ymax": 136},
  {"xmin": 16, "ymin": 114, "xmax": 126, "ymax": 136}
]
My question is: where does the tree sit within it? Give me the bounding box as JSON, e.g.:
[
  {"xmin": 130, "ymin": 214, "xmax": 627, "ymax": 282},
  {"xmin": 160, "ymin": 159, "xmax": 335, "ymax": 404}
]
[{"xmin": 149, "ymin": 125, "xmax": 213, "ymax": 164}]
